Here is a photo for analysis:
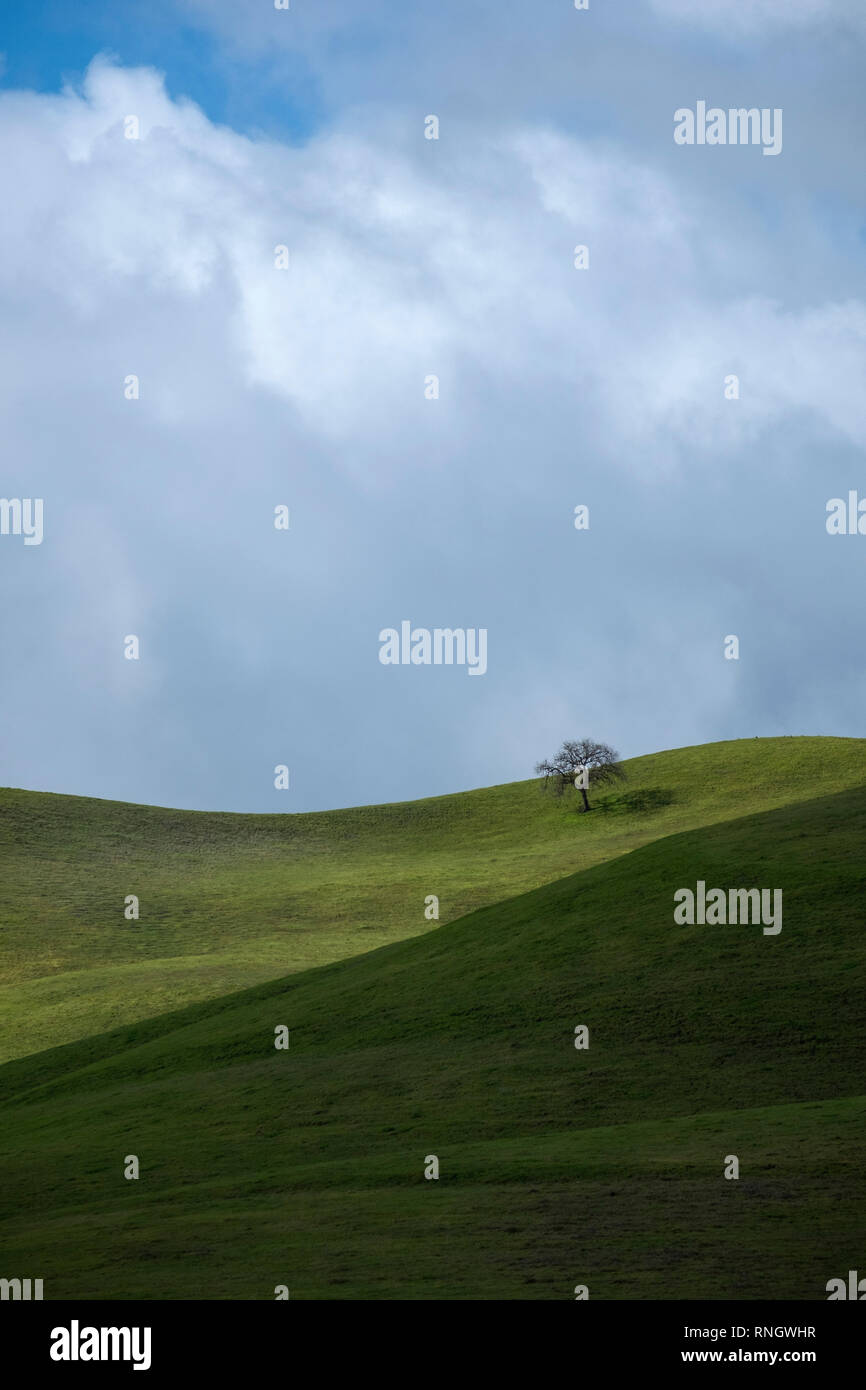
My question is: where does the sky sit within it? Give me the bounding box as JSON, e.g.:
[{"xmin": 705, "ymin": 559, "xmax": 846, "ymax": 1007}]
[{"xmin": 0, "ymin": 0, "xmax": 864, "ymax": 813}]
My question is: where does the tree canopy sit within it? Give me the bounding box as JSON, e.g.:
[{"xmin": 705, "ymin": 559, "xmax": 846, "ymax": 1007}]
[{"xmin": 535, "ymin": 738, "xmax": 625, "ymax": 811}]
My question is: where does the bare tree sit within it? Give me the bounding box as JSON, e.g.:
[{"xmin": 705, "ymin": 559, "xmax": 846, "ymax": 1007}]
[{"xmin": 535, "ymin": 738, "xmax": 625, "ymax": 812}]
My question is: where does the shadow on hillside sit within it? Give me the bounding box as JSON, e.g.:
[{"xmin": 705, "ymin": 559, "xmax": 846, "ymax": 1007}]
[{"xmin": 594, "ymin": 787, "xmax": 675, "ymax": 815}]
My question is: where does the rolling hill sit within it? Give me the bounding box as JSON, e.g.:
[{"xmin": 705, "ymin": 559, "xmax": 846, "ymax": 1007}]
[
  {"xmin": 2, "ymin": 735, "xmax": 865, "ymax": 1063},
  {"xmin": 1, "ymin": 739, "xmax": 865, "ymax": 1299}
]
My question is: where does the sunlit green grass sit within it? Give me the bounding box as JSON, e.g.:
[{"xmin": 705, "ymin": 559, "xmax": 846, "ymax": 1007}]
[{"xmin": 2, "ymin": 735, "xmax": 864, "ymax": 1061}]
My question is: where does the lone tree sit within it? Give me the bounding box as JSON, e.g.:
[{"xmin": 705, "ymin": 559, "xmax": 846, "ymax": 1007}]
[{"xmin": 535, "ymin": 738, "xmax": 625, "ymax": 812}]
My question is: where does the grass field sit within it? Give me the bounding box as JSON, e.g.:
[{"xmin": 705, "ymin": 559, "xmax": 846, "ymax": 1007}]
[
  {"xmin": 2, "ymin": 735, "xmax": 865, "ymax": 1063},
  {"xmin": 1, "ymin": 737, "xmax": 865, "ymax": 1299}
]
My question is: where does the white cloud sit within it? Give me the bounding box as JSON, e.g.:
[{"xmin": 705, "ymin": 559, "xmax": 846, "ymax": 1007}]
[
  {"xmin": 2, "ymin": 58, "xmax": 861, "ymax": 465},
  {"xmin": 1, "ymin": 57, "xmax": 864, "ymax": 808}
]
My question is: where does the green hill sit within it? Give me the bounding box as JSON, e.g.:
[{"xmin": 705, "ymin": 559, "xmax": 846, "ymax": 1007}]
[
  {"xmin": 1, "ymin": 751, "xmax": 865, "ymax": 1299},
  {"xmin": 2, "ymin": 735, "xmax": 866, "ymax": 1063}
]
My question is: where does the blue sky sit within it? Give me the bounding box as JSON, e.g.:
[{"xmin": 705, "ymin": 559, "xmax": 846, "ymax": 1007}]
[
  {"xmin": 1, "ymin": 0, "xmax": 865, "ymax": 812},
  {"xmin": 0, "ymin": 0, "xmax": 323, "ymax": 138}
]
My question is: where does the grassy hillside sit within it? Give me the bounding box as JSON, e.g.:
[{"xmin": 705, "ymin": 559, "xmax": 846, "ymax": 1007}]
[
  {"xmin": 2, "ymin": 735, "xmax": 866, "ymax": 1062},
  {"xmin": 1, "ymin": 777, "xmax": 865, "ymax": 1299}
]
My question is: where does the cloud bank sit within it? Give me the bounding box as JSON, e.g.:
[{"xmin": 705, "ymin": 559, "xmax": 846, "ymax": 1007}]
[{"xmin": 1, "ymin": 50, "xmax": 864, "ymax": 811}]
